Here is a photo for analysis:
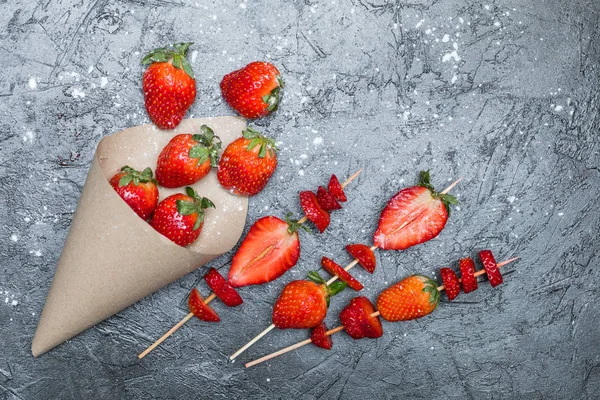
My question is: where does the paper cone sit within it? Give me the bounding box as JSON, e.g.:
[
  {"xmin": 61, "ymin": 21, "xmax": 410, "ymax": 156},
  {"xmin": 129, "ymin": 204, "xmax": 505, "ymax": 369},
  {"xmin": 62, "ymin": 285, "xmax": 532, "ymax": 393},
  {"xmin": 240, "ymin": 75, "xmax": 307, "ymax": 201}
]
[{"xmin": 32, "ymin": 116, "xmax": 248, "ymax": 357}]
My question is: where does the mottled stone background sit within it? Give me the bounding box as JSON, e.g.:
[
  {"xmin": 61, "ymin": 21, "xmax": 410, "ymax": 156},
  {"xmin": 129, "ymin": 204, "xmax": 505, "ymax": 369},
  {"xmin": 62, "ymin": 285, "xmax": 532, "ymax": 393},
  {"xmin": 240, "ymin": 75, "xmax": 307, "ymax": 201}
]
[{"xmin": 1, "ymin": 0, "xmax": 599, "ymax": 399}]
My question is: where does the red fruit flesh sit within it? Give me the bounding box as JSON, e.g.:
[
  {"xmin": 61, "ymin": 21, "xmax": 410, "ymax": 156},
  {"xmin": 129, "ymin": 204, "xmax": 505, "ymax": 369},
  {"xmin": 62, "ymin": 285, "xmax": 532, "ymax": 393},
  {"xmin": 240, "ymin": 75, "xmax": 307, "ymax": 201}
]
[
  {"xmin": 439, "ymin": 267, "xmax": 461, "ymax": 301},
  {"xmin": 373, "ymin": 186, "xmax": 448, "ymax": 250},
  {"xmin": 204, "ymin": 268, "xmax": 243, "ymax": 307},
  {"xmin": 339, "ymin": 296, "xmax": 383, "ymax": 340},
  {"xmin": 316, "ymin": 186, "xmax": 342, "ymax": 211},
  {"xmin": 109, "ymin": 171, "xmax": 158, "ymax": 220},
  {"xmin": 187, "ymin": 288, "xmax": 220, "ymax": 322},
  {"xmin": 321, "ymin": 257, "xmax": 364, "ymax": 291},
  {"xmin": 345, "ymin": 244, "xmax": 376, "ymax": 274},
  {"xmin": 228, "ymin": 216, "xmax": 300, "ymax": 287},
  {"xmin": 299, "ymin": 191, "xmax": 330, "ymax": 233},
  {"xmin": 310, "ymin": 322, "xmax": 333, "ymax": 350},
  {"xmin": 272, "ymin": 280, "xmax": 328, "ymax": 329},
  {"xmin": 327, "ymin": 175, "xmax": 347, "ymax": 202},
  {"xmin": 459, "ymin": 257, "xmax": 478, "ymax": 293},
  {"xmin": 479, "ymin": 250, "xmax": 503, "ymax": 287}
]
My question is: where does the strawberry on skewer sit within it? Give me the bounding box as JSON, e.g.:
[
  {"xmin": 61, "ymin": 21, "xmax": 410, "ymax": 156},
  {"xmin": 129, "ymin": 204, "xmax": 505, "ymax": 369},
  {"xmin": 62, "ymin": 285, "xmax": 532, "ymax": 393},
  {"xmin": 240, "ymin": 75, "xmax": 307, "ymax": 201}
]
[{"xmin": 245, "ymin": 254, "xmax": 519, "ymax": 368}]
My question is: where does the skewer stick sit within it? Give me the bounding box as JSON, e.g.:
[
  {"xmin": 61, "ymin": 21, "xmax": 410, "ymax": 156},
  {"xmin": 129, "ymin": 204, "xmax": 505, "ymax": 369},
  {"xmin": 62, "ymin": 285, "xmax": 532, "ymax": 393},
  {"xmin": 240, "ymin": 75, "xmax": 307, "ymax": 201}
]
[
  {"xmin": 141, "ymin": 170, "xmax": 363, "ymax": 360},
  {"xmin": 437, "ymin": 257, "xmax": 519, "ymax": 291},
  {"xmin": 245, "ymin": 257, "xmax": 518, "ymax": 368},
  {"xmin": 440, "ymin": 177, "xmax": 462, "ymax": 195}
]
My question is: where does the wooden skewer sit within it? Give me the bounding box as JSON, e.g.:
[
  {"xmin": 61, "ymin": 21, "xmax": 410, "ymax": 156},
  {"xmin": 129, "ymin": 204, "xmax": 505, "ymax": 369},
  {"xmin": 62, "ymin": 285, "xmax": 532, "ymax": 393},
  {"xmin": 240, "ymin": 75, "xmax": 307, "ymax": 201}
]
[
  {"xmin": 138, "ymin": 170, "xmax": 362, "ymax": 359},
  {"xmin": 231, "ymin": 176, "xmax": 461, "ymax": 361},
  {"xmin": 245, "ymin": 256, "xmax": 519, "ymax": 368}
]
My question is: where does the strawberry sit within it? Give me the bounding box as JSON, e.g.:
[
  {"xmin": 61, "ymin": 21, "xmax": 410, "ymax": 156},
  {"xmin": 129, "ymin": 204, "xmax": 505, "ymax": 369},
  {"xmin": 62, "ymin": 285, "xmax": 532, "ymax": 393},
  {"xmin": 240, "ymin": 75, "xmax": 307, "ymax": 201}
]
[
  {"xmin": 321, "ymin": 257, "xmax": 364, "ymax": 291},
  {"xmin": 217, "ymin": 128, "xmax": 278, "ymax": 196},
  {"xmin": 316, "ymin": 186, "xmax": 342, "ymax": 211},
  {"xmin": 220, "ymin": 61, "xmax": 283, "ymax": 119},
  {"xmin": 339, "ymin": 296, "xmax": 383, "ymax": 339},
  {"xmin": 345, "ymin": 244, "xmax": 376, "ymax": 274},
  {"xmin": 204, "ymin": 268, "xmax": 243, "ymax": 307},
  {"xmin": 479, "ymin": 250, "xmax": 503, "ymax": 287},
  {"xmin": 373, "ymin": 170, "xmax": 457, "ymax": 250},
  {"xmin": 187, "ymin": 288, "xmax": 220, "ymax": 322},
  {"xmin": 310, "ymin": 322, "xmax": 333, "ymax": 350},
  {"xmin": 459, "ymin": 257, "xmax": 478, "ymax": 293},
  {"xmin": 150, "ymin": 187, "xmax": 215, "ymax": 247},
  {"xmin": 142, "ymin": 42, "xmax": 196, "ymax": 130},
  {"xmin": 439, "ymin": 267, "xmax": 461, "ymax": 301},
  {"xmin": 376, "ymin": 275, "xmax": 440, "ymax": 322},
  {"xmin": 109, "ymin": 166, "xmax": 158, "ymax": 220},
  {"xmin": 272, "ymin": 273, "xmax": 346, "ymax": 329},
  {"xmin": 156, "ymin": 125, "xmax": 221, "ymax": 188},
  {"xmin": 328, "ymin": 175, "xmax": 347, "ymax": 202},
  {"xmin": 228, "ymin": 215, "xmax": 304, "ymax": 287},
  {"xmin": 299, "ymin": 191, "xmax": 330, "ymax": 233}
]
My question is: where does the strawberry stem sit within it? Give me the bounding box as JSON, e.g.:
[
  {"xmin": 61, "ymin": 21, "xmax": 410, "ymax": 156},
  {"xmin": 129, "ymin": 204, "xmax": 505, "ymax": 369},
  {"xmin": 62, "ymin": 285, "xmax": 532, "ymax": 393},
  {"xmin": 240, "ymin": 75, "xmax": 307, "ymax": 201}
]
[
  {"xmin": 176, "ymin": 187, "xmax": 216, "ymax": 230},
  {"xmin": 243, "ymin": 127, "xmax": 279, "ymax": 159},
  {"xmin": 190, "ymin": 125, "xmax": 222, "ymax": 167},
  {"xmin": 141, "ymin": 42, "xmax": 195, "ymax": 79},
  {"xmin": 417, "ymin": 170, "xmax": 458, "ymax": 214},
  {"xmin": 118, "ymin": 165, "xmax": 156, "ymax": 187}
]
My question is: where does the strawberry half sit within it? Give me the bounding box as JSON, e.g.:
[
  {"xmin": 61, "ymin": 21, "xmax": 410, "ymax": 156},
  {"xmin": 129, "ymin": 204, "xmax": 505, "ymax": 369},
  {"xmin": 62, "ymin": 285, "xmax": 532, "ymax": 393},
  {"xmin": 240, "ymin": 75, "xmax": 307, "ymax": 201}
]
[
  {"xmin": 345, "ymin": 244, "xmax": 376, "ymax": 274},
  {"xmin": 228, "ymin": 215, "xmax": 302, "ymax": 287},
  {"xmin": 204, "ymin": 268, "xmax": 243, "ymax": 307},
  {"xmin": 321, "ymin": 257, "xmax": 364, "ymax": 291},
  {"xmin": 459, "ymin": 257, "xmax": 478, "ymax": 293},
  {"xmin": 327, "ymin": 174, "xmax": 347, "ymax": 202},
  {"xmin": 156, "ymin": 125, "xmax": 221, "ymax": 188},
  {"xmin": 299, "ymin": 191, "xmax": 330, "ymax": 233},
  {"xmin": 187, "ymin": 288, "xmax": 220, "ymax": 322},
  {"xmin": 339, "ymin": 296, "xmax": 383, "ymax": 339},
  {"xmin": 479, "ymin": 250, "xmax": 503, "ymax": 287},
  {"xmin": 310, "ymin": 322, "xmax": 333, "ymax": 350},
  {"xmin": 376, "ymin": 275, "xmax": 440, "ymax": 322},
  {"xmin": 109, "ymin": 166, "xmax": 158, "ymax": 220},
  {"xmin": 142, "ymin": 42, "xmax": 196, "ymax": 130},
  {"xmin": 316, "ymin": 186, "xmax": 342, "ymax": 211},
  {"xmin": 439, "ymin": 267, "xmax": 461, "ymax": 301},
  {"xmin": 373, "ymin": 170, "xmax": 457, "ymax": 250},
  {"xmin": 220, "ymin": 61, "xmax": 283, "ymax": 119}
]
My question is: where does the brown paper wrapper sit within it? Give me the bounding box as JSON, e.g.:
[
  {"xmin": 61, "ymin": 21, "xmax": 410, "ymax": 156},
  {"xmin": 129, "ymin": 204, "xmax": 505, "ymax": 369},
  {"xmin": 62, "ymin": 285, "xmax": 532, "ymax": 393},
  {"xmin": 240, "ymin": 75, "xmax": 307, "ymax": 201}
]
[{"xmin": 32, "ymin": 116, "xmax": 248, "ymax": 357}]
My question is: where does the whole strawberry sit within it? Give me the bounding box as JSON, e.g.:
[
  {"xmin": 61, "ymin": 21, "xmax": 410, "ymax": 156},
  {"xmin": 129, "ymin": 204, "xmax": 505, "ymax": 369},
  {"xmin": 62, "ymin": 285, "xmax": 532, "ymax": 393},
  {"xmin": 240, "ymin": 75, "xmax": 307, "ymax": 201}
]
[
  {"xmin": 142, "ymin": 42, "xmax": 196, "ymax": 130},
  {"xmin": 156, "ymin": 125, "xmax": 221, "ymax": 188},
  {"xmin": 376, "ymin": 275, "xmax": 440, "ymax": 322},
  {"xmin": 220, "ymin": 61, "xmax": 283, "ymax": 119},
  {"xmin": 217, "ymin": 127, "xmax": 278, "ymax": 196},
  {"xmin": 150, "ymin": 187, "xmax": 215, "ymax": 247},
  {"xmin": 109, "ymin": 166, "xmax": 158, "ymax": 220},
  {"xmin": 272, "ymin": 273, "xmax": 346, "ymax": 329}
]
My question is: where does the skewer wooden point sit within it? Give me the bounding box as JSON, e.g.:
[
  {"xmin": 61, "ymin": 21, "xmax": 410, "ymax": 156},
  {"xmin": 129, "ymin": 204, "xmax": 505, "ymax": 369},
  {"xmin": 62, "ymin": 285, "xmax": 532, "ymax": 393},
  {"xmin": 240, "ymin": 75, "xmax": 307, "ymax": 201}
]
[
  {"xmin": 440, "ymin": 177, "xmax": 462, "ymax": 195},
  {"xmin": 342, "ymin": 169, "xmax": 362, "ymax": 188},
  {"xmin": 230, "ymin": 324, "xmax": 276, "ymax": 360}
]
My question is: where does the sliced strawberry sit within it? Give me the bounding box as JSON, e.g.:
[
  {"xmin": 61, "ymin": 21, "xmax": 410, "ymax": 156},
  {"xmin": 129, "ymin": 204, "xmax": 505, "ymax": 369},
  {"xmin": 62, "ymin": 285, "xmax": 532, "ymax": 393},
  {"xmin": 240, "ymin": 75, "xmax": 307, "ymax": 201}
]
[
  {"xmin": 228, "ymin": 216, "xmax": 300, "ymax": 287},
  {"xmin": 316, "ymin": 186, "xmax": 342, "ymax": 211},
  {"xmin": 339, "ymin": 296, "xmax": 383, "ymax": 339},
  {"xmin": 310, "ymin": 322, "xmax": 333, "ymax": 350},
  {"xmin": 321, "ymin": 257, "xmax": 363, "ymax": 291},
  {"xmin": 479, "ymin": 250, "xmax": 503, "ymax": 287},
  {"xmin": 459, "ymin": 257, "xmax": 478, "ymax": 294},
  {"xmin": 373, "ymin": 171, "xmax": 456, "ymax": 250},
  {"xmin": 187, "ymin": 288, "xmax": 220, "ymax": 322},
  {"xmin": 327, "ymin": 174, "xmax": 347, "ymax": 202},
  {"xmin": 439, "ymin": 267, "xmax": 461, "ymax": 301},
  {"xmin": 345, "ymin": 244, "xmax": 376, "ymax": 273},
  {"xmin": 299, "ymin": 191, "xmax": 330, "ymax": 233},
  {"xmin": 204, "ymin": 268, "xmax": 243, "ymax": 307}
]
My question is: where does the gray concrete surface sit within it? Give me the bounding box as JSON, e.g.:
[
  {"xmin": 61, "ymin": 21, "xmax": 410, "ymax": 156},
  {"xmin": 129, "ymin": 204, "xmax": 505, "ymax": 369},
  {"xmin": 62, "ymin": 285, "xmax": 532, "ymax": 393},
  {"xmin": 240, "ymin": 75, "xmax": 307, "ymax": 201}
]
[{"xmin": 1, "ymin": 0, "xmax": 599, "ymax": 399}]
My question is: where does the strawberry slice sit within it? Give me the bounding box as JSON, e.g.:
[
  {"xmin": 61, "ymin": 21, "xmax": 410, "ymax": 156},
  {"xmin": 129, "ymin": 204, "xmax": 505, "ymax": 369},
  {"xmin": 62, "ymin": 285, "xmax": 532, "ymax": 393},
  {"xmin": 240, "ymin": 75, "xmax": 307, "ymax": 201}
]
[
  {"xmin": 373, "ymin": 171, "xmax": 457, "ymax": 250},
  {"xmin": 327, "ymin": 174, "xmax": 347, "ymax": 202},
  {"xmin": 187, "ymin": 288, "xmax": 220, "ymax": 322},
  {"xmin": 321, "ymin": 257, "xmax": 364, "ymax": 291},
  {"xmin": 439, "ymin": 267, "xmax": 461, "ymax": 301},
  {"xmin": 316, "ymin": 186, "xmax": 342, "ymax": 211},
  {"xmin": 299, "ymin": 191, "xmax": 330, "ymax": 233},
  {"xmin": 479, "ymin": 250, "xmax": 503, "ymax": 287},
  {"xmin": 310, "ymin": 322, "xmax": 333, "ymax": 350},
  {"xmin": 345, "ymin": 244, "xmax": 376, "ymax": 273},
  {"xmin": 339, "ymin": 296, "xmax": 383, "ymax": 339},
  {"xmin": 204, "ymin": 268, "xmax": 243, "ymax": 307},
  {"xmin": 228, "ymin": 216, "xmax": 301, "ymax": 287},
  {"xmin": 459, "ymin": 257, "xmax": 478, "ymax": 293}
]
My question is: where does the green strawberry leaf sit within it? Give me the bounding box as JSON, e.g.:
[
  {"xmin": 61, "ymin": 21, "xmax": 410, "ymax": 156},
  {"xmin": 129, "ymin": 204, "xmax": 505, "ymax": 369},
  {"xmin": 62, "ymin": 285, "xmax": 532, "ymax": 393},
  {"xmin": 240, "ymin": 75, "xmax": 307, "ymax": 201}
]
[
  {"xmin": 119, "ymin": 174, "xmax": 133, "ymax": 187},
  {"xmin": 189, "ymin": 145, "xmax": 210, "ymax": 165},
  {"xmin": 199, "ymin": 197, "xmax": 216, "ymax": 210},
  {"xmin": 186, "ymin": 186, "xmax": 197, "ymax": 199},
  {"xmin": 176, "ymin": 199, "xmax": 197, "ymax": 216},
  {"xmin": 308, "ymin": 271, "xmax": 325, "ymax": 285},
  {"xmin": 258, "ymin": 143, "xmax": 267, "ymax": 158},
  {"xmin": 327, "ymin": 281, "xmax": 347, "ymax": 297}
]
